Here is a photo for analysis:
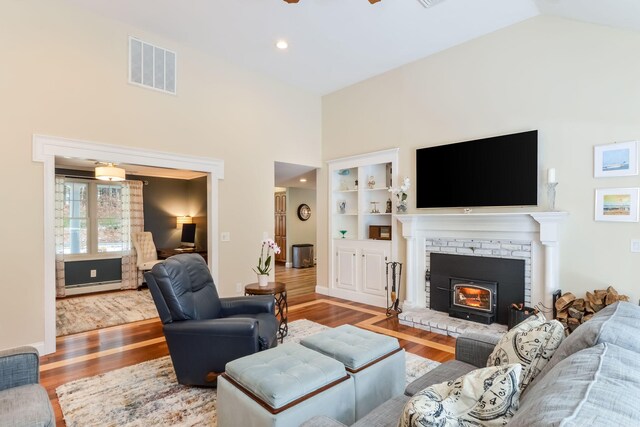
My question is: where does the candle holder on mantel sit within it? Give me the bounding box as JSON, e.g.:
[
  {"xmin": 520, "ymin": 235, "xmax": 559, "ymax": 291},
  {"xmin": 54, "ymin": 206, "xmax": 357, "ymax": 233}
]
[{"xmin": 547, "ymin": 182, "xmax": 558, "ymax": 211}]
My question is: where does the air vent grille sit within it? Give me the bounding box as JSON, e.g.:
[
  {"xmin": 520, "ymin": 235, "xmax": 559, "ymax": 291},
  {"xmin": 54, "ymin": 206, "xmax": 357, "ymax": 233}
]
[{"xmin": 129, "ymin": 37, "xmax": 176, "ymax": 95}]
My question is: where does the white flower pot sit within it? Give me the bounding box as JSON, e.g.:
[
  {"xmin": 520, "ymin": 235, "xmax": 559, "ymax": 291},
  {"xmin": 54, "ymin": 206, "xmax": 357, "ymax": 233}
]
[{"xmin": 257, "ymin": 274, "xmax": 269, "ymax": 287}]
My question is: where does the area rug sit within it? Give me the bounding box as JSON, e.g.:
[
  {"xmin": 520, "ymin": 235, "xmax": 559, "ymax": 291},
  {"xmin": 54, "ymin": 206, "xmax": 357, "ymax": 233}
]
[
  {"xmin": 56, "ymin": 290, "xmax": 158, "ymax": 337},
  {"xmin": 57, "ymin": 319, "xmax": 440, "ymax": 427}
]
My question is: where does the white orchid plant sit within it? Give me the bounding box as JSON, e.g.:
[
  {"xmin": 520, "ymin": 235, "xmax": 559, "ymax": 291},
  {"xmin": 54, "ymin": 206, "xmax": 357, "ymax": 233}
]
[
  {"xmin": 253, "ymin": 238, "xmax": 281, "ymax": 275},
  {"xmin": 388, "ymin": 177, "xmax": 411, "ymax": 213}
]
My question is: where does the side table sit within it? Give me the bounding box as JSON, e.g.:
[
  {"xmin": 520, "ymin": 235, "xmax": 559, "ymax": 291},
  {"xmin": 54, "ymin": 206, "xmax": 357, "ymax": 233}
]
[{"xmin": 245, "ymin": 281, "xmax": 288, "ymax": 343}]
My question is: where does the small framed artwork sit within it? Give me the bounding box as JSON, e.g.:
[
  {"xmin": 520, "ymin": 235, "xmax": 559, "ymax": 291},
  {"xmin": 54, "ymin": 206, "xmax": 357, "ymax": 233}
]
[
  {"xmin": 594, "ymin": 141, "xmax": 638, "ymax": 178},
  {"xmin": 595, "ymin": 188, "xmax": 639, "ymax": 222}
]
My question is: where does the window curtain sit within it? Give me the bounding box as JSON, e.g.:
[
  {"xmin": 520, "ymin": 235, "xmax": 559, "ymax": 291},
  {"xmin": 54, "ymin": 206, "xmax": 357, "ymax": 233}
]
[
  {"xmin": 54, "ymin": 176, "xmax": 66, "ymax": 298},
  {"xmin": 121, "ymin": 180, "xmax": 144, "ymax": 290}
]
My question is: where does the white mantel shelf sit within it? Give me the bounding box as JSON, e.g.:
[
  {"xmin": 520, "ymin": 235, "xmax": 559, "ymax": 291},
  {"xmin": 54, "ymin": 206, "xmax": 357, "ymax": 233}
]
[{"xmin": 396, "ymin": 211, "xmax": 569, "ymax": 316}]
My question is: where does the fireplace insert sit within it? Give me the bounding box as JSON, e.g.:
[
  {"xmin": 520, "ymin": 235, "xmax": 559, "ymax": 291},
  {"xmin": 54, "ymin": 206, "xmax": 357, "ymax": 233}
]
[{"xmin": 449, "ymin": 277, "xmax": 497, "ymax": 324}]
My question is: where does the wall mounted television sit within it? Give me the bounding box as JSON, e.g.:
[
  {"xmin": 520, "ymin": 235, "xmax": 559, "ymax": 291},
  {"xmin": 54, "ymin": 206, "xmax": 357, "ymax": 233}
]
[{"xmin": 416, "ymin": 130, "xmax": 538, "ymax": 208}]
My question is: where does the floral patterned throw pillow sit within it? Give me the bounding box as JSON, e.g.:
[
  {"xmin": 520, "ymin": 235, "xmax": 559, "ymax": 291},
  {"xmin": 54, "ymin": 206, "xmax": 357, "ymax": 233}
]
[
  {"xmin": 487, "ymin": 312, "xmax": 564, "ymax": 391},
  {"xmin": 398, "ymin": 364, "xmax": 522, "ymax": 427}
]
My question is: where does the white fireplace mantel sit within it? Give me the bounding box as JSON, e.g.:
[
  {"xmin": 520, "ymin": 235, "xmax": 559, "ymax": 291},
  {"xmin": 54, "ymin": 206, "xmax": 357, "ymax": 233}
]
[{"xmin": 396, "ymin": 212, "xmax": 568, "ymax": 314}]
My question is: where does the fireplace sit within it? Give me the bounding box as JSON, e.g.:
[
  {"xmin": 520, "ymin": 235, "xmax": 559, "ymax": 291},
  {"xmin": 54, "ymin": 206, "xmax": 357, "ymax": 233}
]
[
  {"xmin": 449, "ymin": 278, "xmax": 498, "ymax": 324},
  {"xmin": 430, "ymin": 253, "xmax": 524, "ymax": 325}
]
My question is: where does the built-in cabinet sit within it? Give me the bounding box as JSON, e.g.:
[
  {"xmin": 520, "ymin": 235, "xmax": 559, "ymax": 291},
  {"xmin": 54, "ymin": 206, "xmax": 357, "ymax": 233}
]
[{"xmin": 326, "ymin": 148, "xmax": 398, "ymax": 307}]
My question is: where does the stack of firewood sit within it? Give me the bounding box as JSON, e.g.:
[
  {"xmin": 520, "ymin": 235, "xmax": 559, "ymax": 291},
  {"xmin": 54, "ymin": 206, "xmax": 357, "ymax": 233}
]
[{"xmin": 555, "ymin": 286, "xmax": 629, "ymax": 335}]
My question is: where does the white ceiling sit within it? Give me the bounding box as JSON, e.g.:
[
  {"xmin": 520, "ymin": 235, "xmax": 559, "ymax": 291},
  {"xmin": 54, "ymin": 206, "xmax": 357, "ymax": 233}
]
[
  {"xmin": 56, "ymin": 157, "xmax": 207, "ymax": 180},
  {"xmin": 65, "ymin": 0, "xmax": 640, "ymax": 95},
  {"xmin": 275, "ymin": 162, "xmax": 317, "ymax": 190}
]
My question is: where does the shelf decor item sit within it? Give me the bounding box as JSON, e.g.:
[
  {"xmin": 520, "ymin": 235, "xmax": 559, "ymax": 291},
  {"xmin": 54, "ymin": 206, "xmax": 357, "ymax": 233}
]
[
  {"xmin": 253, "ymin": 237, "xmax": 281, "ymax": 286},
  {"xmin": 338, "ymin": 200, "xmax": 346, "ymax": 213},
  {"xmin": 594, "ymin": 141, "xmax": 638, "ymax": 178},
  {"xmin": 339, "ymin": 230, "xmax": 347, "ymax": 239},
  {"xmin": 388, "ymin": 177, "xmax": 410, "ymax": 213},
  {"xmin": 547, "ymin": 168, "xmax": 558, "ymax": 211},
  {"xmin": 367, "ymin": 176, "xmax": 376, "ymax": 189}
]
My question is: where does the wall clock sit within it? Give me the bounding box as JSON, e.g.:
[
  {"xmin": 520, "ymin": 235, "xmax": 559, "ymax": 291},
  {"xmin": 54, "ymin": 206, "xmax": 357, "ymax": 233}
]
[{"xmin": 297, "ymin": 204, "xmax": 311, "ymax": 221}]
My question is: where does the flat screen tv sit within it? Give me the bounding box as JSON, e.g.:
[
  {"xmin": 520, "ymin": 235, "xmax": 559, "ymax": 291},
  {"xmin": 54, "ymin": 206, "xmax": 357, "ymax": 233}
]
[{"xmin": 416, "ymin": 130, "xmax": 538, "ymax": 208}]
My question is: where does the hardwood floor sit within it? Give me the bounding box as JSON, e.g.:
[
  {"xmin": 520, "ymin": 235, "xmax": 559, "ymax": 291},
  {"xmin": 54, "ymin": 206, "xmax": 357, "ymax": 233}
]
[
  {"xmin": 275, "ymin": 263, "xmax": 317, "ymax": 298},
  {"xmin": 41, "ymin": 293, "xmax": 456, "ymax": 426}
]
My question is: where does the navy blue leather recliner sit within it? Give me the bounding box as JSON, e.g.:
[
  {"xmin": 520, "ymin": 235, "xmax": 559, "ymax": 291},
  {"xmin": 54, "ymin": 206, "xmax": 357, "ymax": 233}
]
[{"xmin": 145, "ymin": 253, "xmax": 278, "ymax": 387}]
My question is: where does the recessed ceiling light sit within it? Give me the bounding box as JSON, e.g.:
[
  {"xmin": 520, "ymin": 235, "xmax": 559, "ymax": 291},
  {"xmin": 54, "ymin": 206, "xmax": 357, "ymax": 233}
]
[
  {"xmin": 276, "ymin": 40, "xmax": 289, "ymax": 50},
  {"xmin": 299, "ymin": 178, "xmax": 307, "ymax": 183}
]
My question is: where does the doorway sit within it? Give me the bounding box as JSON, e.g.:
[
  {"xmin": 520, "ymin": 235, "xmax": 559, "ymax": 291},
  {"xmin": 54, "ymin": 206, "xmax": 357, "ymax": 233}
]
[
  {"xmin": 33, "ymin": 135, "xmax": 223, "ymax": 354},
  {"xmin": 274, "ymin": 161, "xmax": 318, "ymax": 297}
]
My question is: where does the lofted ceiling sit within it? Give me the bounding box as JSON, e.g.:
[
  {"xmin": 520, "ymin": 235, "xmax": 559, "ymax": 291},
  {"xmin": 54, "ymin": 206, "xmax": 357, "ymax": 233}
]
[{"xmin": 65, "ymin": 0, "xmax": 640, "ymax": 94}]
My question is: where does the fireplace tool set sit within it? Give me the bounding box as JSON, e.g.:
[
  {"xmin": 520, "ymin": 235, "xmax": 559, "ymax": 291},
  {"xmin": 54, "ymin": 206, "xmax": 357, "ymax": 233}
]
[{"xmin": 385, "ymin": 261, "xmax": 403, "ymax": 317}]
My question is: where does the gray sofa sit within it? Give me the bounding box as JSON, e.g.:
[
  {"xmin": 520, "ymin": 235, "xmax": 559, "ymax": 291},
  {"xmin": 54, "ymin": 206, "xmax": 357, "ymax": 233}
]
[
  {"xmin": 303, "ymin": 301, "xmax": 640, "ymax": 426},
  {"xmin": 0, "ymin": 346, "xmax": 54, "ymax": 427}
]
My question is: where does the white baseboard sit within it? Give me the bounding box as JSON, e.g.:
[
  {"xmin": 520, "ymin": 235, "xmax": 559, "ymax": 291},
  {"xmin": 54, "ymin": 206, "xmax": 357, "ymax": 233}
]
[
  {"xmin": 285, "ymin": 262, "xmax": 292, "ymax": 268},
  {"xmin": 315, "ymin": 285, "xmax": 329, "ymax": 295},
  {"xmin": 65, "ymin": 282, "xmax": 122, "ymax": 296}
]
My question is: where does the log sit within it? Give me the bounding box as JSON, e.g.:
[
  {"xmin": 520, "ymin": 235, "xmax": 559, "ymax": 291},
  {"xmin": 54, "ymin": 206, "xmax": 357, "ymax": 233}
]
[
  {"xmin": 567, "ymin": 317, "xmax": 580, "ymax": 332},
  {"xmin": 619, "ymin": 295, "xmax": 630, "ymax": 302},
  {"xmin": 605, "ymin": 286, "xmax": 619, "ymax": 306},
  {"xmin": 556, "ymin": 310, "xmax": 569, "ymax": 320},
  {"xmin": 584, "ymin": 300, "xmax": 595, "ymax": 314},
  {"xmin": 572, "ymin": 298, "xmax": 585, "ymax": 311},
  {"xmin": 582, "ymin": 313, "xmax": 594, "ymax": 323},
  {"xmin": 586, "ymin": 291, "xmax": 597, "ymax": 305},
  {"xmin": 594, "ymin": 289, "xmax": 608, "ymax": 301},
  {"xmin": 592, "ymin": 303, "xmax": 605, "ymax": 312},
  {"xmin": 568, "ymin": 307, "xmax": 584, "ymax": 320},
  {"xmin": 555, "ymin": 292, "xmax": 576, "ymax": 312}
]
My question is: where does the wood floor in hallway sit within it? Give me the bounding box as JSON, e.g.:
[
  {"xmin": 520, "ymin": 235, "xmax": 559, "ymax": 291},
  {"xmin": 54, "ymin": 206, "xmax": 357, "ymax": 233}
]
[{"xmin": 275, "ymin": 262, "xmax": 316, "ymax": 298}]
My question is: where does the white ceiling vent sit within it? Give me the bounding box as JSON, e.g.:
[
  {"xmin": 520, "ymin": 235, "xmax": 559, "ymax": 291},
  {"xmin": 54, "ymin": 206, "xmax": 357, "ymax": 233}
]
[{"xmin": 129, "ymin": 36, "xmax": 176, "ymax": 95}]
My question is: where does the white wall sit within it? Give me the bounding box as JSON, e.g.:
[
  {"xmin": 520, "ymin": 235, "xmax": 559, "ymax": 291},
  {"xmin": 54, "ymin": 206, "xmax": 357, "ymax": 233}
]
[
  {"xmin": 286, "ymin": 187, "xmax": 317, "ymax": 263},
  {"xmin": 0, "ymin": 1, "xmax": 321, "ymax": 350},
  {"xmin": 321, "ymin": 16, "xmax": 640, "ymax": 306}
]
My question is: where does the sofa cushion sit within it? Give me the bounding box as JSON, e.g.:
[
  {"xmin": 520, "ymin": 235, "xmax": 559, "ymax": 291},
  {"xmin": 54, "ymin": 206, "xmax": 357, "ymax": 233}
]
[
  {"xmin": 405, "ymin": 360, "xmax": 477, "ymax": 397},
  {"xmin": 398, "ymin": 364, "xmax": 522, "ymax": 427},
  {"xmin": 0, "ymin": 383, "xmax": 54, "ymax": 427},
  {"xmin": 533, "ymin": 301, "xmax": 640, "ymax": 386},
  {"xmin": 510, "ymin": 342, "xmax": 640, "ymax": 426},
  {"xmin": 487, "ymin": 312, "xmax": 564, "ymax": 391}
]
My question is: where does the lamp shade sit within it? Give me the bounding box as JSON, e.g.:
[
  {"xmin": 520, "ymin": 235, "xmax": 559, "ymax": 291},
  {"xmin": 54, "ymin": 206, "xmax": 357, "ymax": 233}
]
[
  {"xmin": 176, "ymin": 215, "xmax": 193, "ymax": 228},
  {"xmin": 95, "ymin": 164, "xmax": 126, "ymax": 181}
]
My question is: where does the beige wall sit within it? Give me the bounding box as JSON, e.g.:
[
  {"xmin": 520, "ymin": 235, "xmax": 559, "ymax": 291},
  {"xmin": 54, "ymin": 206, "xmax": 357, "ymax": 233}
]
[
  {"xmin": 0, "ymin": 1, "xmax": 321, "ymax": 350},
  {"xmin": 321, "ymin": 16, "xmax": 640, "ymax": 306}
]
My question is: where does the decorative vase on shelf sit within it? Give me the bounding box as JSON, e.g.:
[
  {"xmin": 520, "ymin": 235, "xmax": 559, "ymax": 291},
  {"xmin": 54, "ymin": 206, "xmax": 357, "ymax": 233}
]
[{"xmin": 257, "ymin": 274, "xmax": 269, "ymax": 287}]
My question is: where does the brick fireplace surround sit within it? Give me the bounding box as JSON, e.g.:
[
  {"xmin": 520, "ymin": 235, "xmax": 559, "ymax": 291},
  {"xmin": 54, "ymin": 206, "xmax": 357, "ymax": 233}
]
[{"xmin": 396, "ymin": 212, "xmax": 567, "ymax": 337}]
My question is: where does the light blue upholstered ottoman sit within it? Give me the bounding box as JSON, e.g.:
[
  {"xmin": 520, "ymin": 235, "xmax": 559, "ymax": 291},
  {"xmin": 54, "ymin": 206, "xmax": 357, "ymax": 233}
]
[
  {"xmin": 300, "ymin": 324, "xmax": 405, "ymax": 420},
  {"xmin": 217, "ymin": 342, "xmax": 355, "ymax": 427}
]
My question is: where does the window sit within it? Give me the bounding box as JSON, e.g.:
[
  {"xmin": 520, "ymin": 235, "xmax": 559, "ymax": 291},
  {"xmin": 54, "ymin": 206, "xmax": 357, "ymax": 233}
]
[{"xmin": 63, "ymin": 179, "xmax": 128, "ymax": 256}]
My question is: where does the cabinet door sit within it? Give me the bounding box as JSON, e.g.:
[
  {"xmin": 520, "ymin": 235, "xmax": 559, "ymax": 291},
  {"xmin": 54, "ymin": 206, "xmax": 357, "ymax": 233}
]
[
  {"xmin": 335, "ymin": 247, "xmax": 357, "ymax": 291},
  {"xmin": 361, "ymin": 247, "xmax": 388, "ymax": 297}
]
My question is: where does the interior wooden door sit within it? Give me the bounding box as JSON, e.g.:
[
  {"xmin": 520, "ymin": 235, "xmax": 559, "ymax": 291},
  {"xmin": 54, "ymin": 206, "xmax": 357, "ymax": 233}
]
[{"xmin": 274, "ymin": 192, "xmax": 287, "ymax": 263}]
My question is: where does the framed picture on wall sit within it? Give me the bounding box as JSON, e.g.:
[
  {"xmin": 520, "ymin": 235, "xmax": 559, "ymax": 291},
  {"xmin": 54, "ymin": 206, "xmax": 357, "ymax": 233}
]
[
  {"xmin": 595, "ymin": 188, "xmax": 639, "ymax": 222},
  {"xmin": 594, "ymin": 141, "xmax": 638, "ymax": 177}
]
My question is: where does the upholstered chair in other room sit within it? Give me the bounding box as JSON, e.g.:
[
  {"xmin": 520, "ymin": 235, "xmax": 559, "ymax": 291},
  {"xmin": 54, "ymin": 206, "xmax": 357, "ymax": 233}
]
[
  {"xmin": 145, "ymin": 254, "xmax": 278, "ymax": 387},
  {"xmin": 132, "ymin": 231, "xmax": 163, "ymax": 290},
  {"xmin": 0, "ymin": 346, "xmax": 55, "ymax": 426}
]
